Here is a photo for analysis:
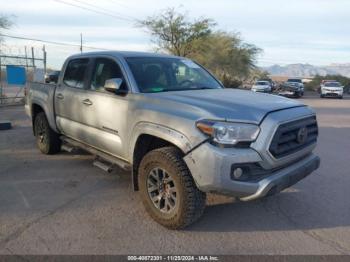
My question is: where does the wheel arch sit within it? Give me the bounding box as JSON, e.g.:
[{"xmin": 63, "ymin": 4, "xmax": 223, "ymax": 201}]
[
  {"xmin": 31, "ymin": 103, "xmax": 45, "ymax": 135},
  {"xmin": 130, "ymin": 123, "xmax": 193, "ymax": 191},
  {"xmin": 31, "ymin": 101, "xmax": 58, "ymax": 135}
]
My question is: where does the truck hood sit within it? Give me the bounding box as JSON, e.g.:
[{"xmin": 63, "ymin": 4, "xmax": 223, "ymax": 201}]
[{"xmin": 147, "ymin": 89, "xmax": 304, "ymax": 124}]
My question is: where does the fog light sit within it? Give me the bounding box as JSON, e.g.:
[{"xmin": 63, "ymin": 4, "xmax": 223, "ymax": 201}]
[{"xmin": 233, "ymin": 168, "xmax": 243, "ymax": 179}]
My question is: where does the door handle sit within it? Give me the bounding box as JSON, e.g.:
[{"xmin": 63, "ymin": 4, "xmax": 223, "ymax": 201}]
[
  {"xmin": 82, "ymin": 99, "xmax": 93, "ymax": 106},
  {"xmin": 56, "ymin": 93, "xmax": 64, "ymax": 99}
]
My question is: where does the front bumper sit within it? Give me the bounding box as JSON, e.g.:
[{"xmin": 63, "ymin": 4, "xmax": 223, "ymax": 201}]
[
  {"xmin": 184, "ymin": 142, "xmax": 320, "ymax": 200},
  {"xmin": 252, "ymin": 88, "xmax": 270, "ymax": 93},
  {"xmin": 321, "ymin": 89, "xmax": 343, "ymax": 97},
  {"xmin": 278, "ymin": 89, "xmax": 300, "ymax": 96}
]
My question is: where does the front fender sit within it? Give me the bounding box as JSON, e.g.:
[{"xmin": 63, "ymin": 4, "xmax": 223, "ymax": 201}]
[{"xmin": 128, "ymin": 122, "xmax": 193, "ymax": 162}]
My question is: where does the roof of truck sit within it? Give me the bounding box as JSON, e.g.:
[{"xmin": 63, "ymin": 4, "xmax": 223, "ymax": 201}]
[{"xmin": 69, "ymin": 51, "xmax": 180, "ymax": 59}]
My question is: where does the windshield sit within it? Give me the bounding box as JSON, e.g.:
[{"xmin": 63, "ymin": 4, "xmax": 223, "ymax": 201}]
[
  {"xmin": 125, "ymin": 57, "xmax": 222, "ymax": 93},
  {"xmin": 256, "ymin": 81, "xmax": 268, "ymax": 85},
  {"xmin": 287, "ymin": 79, "xmax": 302, "ymax": 83},
  {"xmin": 325, "ymin": 82, "xmax": 341, "ymax": 87}
]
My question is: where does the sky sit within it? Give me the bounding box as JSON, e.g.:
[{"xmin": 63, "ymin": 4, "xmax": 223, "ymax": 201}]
[{"xmin": 0, "ymin": 0, "xmax": 349, "ymax": 69}]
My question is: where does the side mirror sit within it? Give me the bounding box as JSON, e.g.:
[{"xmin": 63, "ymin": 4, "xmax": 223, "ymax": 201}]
[{"xmin": 104, "ymin": 78, "xmax": 127, "ymax": 95}]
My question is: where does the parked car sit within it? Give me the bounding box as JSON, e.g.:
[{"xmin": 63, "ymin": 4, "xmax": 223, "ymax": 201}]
[
  {"xmin": 25, "ymin": 51, "xmax": 320, "ymax": 229},
  {"xmin": 320, "ymin": 81, "xmax": 343, "ymax": 99},
  {"xmin": 317, "ymin": 80, "xmax": 333, "ymax": 93},
  {"xmin": 259, "ymin": 78, "xmax": 276, "ymax": 92},
  {"xmin": 45, "ymin": 71, "xmax": 60, "ymax": 83},
  {"xmin": 251, "ymin": 80, "xmax": 272, "ymax": 93},
  {"xmin": 279, "ymin": 78, "xmax": 304, "ymax": 98}
]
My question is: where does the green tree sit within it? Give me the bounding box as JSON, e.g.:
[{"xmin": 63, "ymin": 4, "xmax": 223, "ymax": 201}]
[
  {"xmin": 191, "ymin": 31, "xmax": 261, "ymax": 87},
  {"xmin": 138, "ymin": 8, "xmax": 261, "ymax": 87},
  {"xmin": 138, "ymin": 8, "xmax": 215, "ymax": 57}
]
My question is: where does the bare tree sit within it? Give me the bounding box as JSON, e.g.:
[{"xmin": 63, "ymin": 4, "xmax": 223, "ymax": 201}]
[{"xmin": 0, "ymin": 15, "xmax": 13, "ymax": 43}]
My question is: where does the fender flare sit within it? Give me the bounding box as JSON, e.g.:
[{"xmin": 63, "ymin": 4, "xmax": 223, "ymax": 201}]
[
  {"xmin": 128, "ymin": 122, "xmax": 193, "ymax": 163},
  {"xmin": 31, "ymin": 99, "xmax": 59, "ymax": 133}
]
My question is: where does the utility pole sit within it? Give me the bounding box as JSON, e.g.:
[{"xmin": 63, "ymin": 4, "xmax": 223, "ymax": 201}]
[
  {"xmin": 0, "ymin": 44, "xmax": 2, "ymax": 104},
  {"xmin": 80, "ymin": 33, "xmax": 83, "ymax": 53},
  {"xmin": 43, "ymin": 45, "xmax": 47, "ymax": 75},
  {"xmin": 24, "ymin": 46, "xmax": 29, "ymax": 97},
  {"xmin": 24, "ymin": 46, "xmax": 28, "ymax": 68},
  {"xmin": 31, "ymin": 47, "xmax": 35, "ymax": 68}
]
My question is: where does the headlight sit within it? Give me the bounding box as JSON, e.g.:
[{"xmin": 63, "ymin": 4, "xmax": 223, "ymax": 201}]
[{"xmin": 196, "ymin": 120, "xmax": 260, "ymax": 146}]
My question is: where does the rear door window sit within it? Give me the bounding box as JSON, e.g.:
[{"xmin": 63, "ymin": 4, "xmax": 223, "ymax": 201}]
[{"xmin": 63, "ymin": 58, "xmax": 89, "ymax": 89}]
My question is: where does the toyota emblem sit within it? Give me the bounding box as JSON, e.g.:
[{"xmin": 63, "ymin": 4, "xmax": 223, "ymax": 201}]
[{"xmin": 297, "ymin": 127, "xmax": 308, "ymax": 144}]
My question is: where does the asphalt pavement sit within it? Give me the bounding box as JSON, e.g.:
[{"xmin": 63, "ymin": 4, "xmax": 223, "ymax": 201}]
[{"xmin": 0, "ymin": 95, "xmax": 349, "ymax": 255}]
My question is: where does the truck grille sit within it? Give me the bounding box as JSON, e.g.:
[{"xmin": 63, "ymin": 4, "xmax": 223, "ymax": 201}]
[{"xmin": 269, "ymin": 116, "xmax": 318, "ymax": 159}]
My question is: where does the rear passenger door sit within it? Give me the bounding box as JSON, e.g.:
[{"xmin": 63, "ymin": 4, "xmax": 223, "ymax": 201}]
[{"xmin": 55, "ymin": 58, "xmax": 92, "ymax": 143}]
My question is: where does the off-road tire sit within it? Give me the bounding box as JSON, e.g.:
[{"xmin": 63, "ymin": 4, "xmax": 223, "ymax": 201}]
[
  {"xmin": 297, "ymin": 91, "xmax": 303, "ymax": 98},
  {"xmin": 139, "ymin": 146, "xmax": 206, "ymax": 229},
  {"xmin": 34, "ymin": 112, "xmax": 61, "ymax": 154}
]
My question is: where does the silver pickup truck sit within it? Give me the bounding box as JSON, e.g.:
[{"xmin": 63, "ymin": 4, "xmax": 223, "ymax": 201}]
[{"xmin": 25, "ymin": 51, "xmax": 320, "ymax": 229}]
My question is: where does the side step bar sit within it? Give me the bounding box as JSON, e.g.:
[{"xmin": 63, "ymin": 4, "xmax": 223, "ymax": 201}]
[
  {"xmin": 60, "ymin": 136, "xmax": 132, "ymax": 172},
  {"xmin": 93, "ymin": 158, "xmax": 113, "ymax": 173},
  {"xmin": 61, "ymin": 144, "xmax": 75, "ymax": 153}
]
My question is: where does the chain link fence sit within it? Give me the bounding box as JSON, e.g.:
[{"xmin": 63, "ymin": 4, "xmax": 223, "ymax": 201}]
[{"xmin": 0, "ymin": 45, "xmax": 46, "ymax": 106}]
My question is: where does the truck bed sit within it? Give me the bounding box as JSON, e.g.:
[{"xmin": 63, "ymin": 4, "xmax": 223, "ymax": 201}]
[{"xmin": 25, "ymin": 82, "xmax": 58, "ymax": 132}]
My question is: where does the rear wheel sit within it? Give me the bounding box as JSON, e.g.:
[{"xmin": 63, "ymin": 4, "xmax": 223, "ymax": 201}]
[
  {"xmin": 34, "ymin": 112, "xmax": 61, "ymax": 154},
  {"xmin": 139, "ymin": 147, "xmax": 206, "ymax": 229}
]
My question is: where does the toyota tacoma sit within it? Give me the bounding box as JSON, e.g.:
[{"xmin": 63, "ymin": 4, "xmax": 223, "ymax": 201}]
[{"xmin": 25, "ymin": 51, "xmax": 320, "ymax": 229}]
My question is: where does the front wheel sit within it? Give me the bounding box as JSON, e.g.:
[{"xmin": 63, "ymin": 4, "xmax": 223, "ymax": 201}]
[
  {"xmin": 294, "ymin": 92, "xmax": 302, "ymax": 98},
  {"xmin": 138, "ymin": 147, "xmax": 206, "ymax": 229},
  {"xmin": 34, "ymin": 112, "xmax": 61, "ymax": 154}
]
